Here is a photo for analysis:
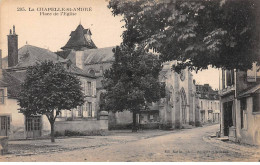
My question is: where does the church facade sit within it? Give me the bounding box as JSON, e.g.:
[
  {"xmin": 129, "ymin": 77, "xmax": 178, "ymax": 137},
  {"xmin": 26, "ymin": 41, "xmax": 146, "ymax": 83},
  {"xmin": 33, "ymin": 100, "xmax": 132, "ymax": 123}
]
[{"xmin": 158, "ymin": 61, "xmax": 200, "ymax": 129}]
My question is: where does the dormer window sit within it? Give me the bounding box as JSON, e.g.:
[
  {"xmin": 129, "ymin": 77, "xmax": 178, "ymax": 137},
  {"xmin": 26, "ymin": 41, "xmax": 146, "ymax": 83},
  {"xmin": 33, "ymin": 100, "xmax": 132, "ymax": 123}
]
[{"xmin": 88, "ymin": 69, "xmax": 95, "ymax": 77}]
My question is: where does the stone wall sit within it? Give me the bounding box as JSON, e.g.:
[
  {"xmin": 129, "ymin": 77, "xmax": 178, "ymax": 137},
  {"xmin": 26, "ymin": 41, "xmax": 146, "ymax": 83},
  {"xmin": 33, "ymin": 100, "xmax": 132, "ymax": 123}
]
[
  {"xmin": 236, "ymin": 97, "xmax": 260, "ymax": 145},
  {"xmin": 55, "ymin": 114, "xmax": 108, "ymax": 135},
  {"xmin": 0, "ymin": 136, "xmax": 8, "ymax": 155}
]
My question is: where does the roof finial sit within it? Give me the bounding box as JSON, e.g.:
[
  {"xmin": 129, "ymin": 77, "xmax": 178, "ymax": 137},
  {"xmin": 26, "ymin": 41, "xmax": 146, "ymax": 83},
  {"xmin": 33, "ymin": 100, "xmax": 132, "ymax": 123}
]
[
  {"xmin": 79, "ymin": 18, "xmax": 81, "ymax": 25},
  {"xmin": 26, "ymin": 41, "xmax": 28, "ymax": 45}
]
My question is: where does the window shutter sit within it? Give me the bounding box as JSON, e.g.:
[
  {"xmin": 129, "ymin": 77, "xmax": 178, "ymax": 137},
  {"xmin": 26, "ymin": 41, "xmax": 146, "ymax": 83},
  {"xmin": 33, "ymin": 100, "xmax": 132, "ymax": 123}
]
[
  {"xmin": 92, "ymin": 81, "xmax": 96, "ymax": 96},
  {"xmin": 85, "ymin": 81, "xmax": 88, "ymax": 95},
  {"xmin": 92, "ymin": 102, "xmax": 96, "ymax": 117}
]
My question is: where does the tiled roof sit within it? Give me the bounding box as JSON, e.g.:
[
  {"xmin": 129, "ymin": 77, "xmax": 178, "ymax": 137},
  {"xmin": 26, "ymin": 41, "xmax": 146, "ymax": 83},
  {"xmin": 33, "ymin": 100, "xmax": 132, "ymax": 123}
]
[
  {"xmin": 5, "ymin": 44, "xmax": 94, "ymax": 78},
  {"xmin": 238, "ymin": 83, "xmax": 260, "ymax": 98},
  {"xmin": 0, "ymin": 79, "xmax": 8, "ymax": 87},
  {"xmin": 1, "ymin": 69, "xmax": 23, "ymax": 98},
  {"xmin": 56, "ymin": 50, "xmax": 73, "ymax": 59},
  {"xmin": 14, "ymin": 45, "xmax": 59, "ymax": 68},
  {"xmin": 82, "ymin": 46, "xmax": 115, "ymax": 65},
  {"xmin": 62, "ymin": 24, "xmax": 97, "ymax": 50},
  {"xmin": 67, "ymin": 63, "xmax": 95, "ymax": 78}
]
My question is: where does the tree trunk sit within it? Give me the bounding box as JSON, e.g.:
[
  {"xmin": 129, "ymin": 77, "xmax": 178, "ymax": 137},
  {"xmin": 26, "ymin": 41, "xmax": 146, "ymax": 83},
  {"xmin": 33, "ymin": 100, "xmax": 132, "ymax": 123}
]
[
  {"xmin": 50, "ymin": 121, "xmax": 55, "ymax": 143},
  {"xmin": 132, "ymin": 111, "xmax": 137, "ymax": 132}
]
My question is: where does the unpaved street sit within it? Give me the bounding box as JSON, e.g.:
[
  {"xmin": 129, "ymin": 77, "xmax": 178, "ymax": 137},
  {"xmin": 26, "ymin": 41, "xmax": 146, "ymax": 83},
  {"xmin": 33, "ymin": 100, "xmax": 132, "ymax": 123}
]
[{"xmin": 1, "ymin": 124, "xmax": 260, "ymax": 162}]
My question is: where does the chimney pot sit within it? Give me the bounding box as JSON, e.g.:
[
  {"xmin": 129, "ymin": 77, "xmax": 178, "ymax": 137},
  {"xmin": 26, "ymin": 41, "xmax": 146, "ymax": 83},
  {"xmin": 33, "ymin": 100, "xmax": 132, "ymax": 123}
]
[
  {"xmin": 8, "ymin": 26, "xmax": 18, "ymax": 67},
  {"xmin": 13, "ymin": 25, "xmax": 15, "ymax": 34}
]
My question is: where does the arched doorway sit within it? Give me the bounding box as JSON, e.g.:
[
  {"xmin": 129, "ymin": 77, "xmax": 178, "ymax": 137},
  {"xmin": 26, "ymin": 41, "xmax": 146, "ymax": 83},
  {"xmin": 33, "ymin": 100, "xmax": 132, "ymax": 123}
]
[{"xmin": 180, "ymin": 88, "xmax": 187, "ymax": 124}]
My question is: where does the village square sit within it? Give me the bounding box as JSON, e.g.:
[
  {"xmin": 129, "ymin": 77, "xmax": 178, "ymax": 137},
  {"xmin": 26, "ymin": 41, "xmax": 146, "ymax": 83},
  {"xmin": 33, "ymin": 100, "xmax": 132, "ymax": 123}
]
[{"xmin": 0, "ymin": 0, "xmax": 260, "ymax": 162}]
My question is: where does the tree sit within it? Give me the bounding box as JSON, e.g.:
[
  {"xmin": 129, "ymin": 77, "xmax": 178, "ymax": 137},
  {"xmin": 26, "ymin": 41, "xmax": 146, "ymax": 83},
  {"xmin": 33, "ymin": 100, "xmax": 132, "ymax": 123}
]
[
  {"xmin": 103, "ymin": 45, "xmax": 165, "ymax": 132},
  {"xmin": 108, "ymin": 0, "xmax": 260, "ymax": 73},
  {"xmin": 18, "ymin": 61, "xmax": 85, "ymax": 142}
]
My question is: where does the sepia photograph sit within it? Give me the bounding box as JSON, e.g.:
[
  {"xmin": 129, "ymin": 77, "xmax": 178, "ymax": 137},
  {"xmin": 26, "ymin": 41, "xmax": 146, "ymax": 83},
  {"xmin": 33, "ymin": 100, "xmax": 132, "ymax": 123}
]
[{"xmin": 0, "ymin": 0, "xmax": 259, "ymax": 162}]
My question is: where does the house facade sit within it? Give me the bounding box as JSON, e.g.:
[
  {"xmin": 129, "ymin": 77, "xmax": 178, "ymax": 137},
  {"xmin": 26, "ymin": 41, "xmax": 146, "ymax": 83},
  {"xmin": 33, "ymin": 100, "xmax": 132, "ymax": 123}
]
[
  {"xmin": 0, "ymin": 26, "xmax": 108, "ymax": 139},
  {"xmin": 219, "ymin": 64, "xmax": 260, "ymax": 145},
  {"xmin": 196, "ymin": 84, "xmax": 220, "ymax": 124}
]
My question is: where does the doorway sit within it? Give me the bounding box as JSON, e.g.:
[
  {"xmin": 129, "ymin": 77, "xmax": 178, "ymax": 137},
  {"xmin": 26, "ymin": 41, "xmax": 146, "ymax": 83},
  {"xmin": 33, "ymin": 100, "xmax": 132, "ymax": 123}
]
[
  {"xmin": 25, "ymin": 116, "xmax": 42, "ymax": 139},
  {"xmin": 223, "ymin": 101, "xmax": 233, "ymax": 136},
  {"xmin": 0, "ymin": 116, "xmax": 10, "ymax": 136}
]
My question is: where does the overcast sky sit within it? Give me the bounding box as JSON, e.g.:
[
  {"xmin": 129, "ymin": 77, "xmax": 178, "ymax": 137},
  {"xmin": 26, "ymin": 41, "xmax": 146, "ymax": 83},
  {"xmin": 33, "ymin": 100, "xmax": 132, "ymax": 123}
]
[{"xmin": 0, "ymin": 0, "xmax": 220, "ymax": 89}]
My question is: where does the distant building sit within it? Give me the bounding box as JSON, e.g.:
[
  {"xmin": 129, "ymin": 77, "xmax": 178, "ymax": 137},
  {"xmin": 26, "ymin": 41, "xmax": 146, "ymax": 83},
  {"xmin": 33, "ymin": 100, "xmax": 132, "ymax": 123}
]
[
  {"xmin": 196, "ymin": 84, "xmax": 220, "ymax": 123},
  {"xmin": 219, "ymin": 64, "xmax": 260, "ymax": 145},
  {"xmin": 1, "ymin": 26, "xmax": 108, "ymax": 139}
]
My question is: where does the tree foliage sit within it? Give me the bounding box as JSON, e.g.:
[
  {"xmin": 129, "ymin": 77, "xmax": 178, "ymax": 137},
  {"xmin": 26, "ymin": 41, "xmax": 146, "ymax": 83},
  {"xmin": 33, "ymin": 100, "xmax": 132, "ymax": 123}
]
[
  {"xmin": 108, "ymin": 0, "xmax": 260, "ymax": 73},
  {"xmin": 103, "ymin": 45, "xmax": 165, "ymax": 131},
  {"xmin": 18, "ymin": 61, "xmax": 85, "ymax": 142}
]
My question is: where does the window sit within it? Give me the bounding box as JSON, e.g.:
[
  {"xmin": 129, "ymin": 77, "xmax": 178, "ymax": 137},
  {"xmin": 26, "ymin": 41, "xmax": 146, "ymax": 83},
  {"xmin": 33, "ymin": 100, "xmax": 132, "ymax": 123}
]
[
  {"xmin": 1, "ymin": 116, "xmax": 10, "ymax": 130},
  {"xmin": 77, "ymin": 106, "xmax": 83, "ymax": 117},
  {"xmin": 253, "ymin": 94, "xmax": 260, "ymax": 112},
  {"xmin": 87, "ymin": 82, "xmax": 92, "ymax": 96},
  {"xmin": 0, "ymin": 89, "xmax": 4, "ymax": 104},
  {"xmin": 89, "ymin": 69, "xmax": 95, "ymax": 76},
  {"xmin": 25, "ymin": 116, "xmax": 41, "ymax": 131},
  {"xmin": 201, "ymin": 101, "xmax": 203, "ymax": 109},
  {"xmin": 226, "ymin": 70, "xmax": 234, "ymax": 86},
  {"xmin": 88, "ymin": 102, "xmax": 92, "ymax": 117}
]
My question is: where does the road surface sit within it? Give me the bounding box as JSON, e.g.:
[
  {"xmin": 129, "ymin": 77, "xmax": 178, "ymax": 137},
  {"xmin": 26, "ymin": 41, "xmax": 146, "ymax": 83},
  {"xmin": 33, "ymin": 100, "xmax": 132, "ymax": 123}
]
[{"xmin": 1, "ymin": 124, "xmax": 259, "ymax": 162}]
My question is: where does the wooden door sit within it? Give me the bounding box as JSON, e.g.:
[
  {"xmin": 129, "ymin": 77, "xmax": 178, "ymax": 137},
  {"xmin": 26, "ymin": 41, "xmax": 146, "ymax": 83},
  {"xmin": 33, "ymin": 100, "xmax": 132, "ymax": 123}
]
[
  {"xmin": 0, "ymin": 116, "xmax": 10, "ymax": 136},
  {"xmin": 25, "ymin": 116, "xmax": 41, "ymax": 139}
]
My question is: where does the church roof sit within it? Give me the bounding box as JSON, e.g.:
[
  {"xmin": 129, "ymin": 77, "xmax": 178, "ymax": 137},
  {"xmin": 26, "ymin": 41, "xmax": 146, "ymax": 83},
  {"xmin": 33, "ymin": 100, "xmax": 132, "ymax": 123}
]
[
  {"xmin": 83, "ymin": 46, "xmax": 115, "ymax": 65},
  {"xmin": 61, "ymin": 24, "xmax": 97, "ymax": 50}
]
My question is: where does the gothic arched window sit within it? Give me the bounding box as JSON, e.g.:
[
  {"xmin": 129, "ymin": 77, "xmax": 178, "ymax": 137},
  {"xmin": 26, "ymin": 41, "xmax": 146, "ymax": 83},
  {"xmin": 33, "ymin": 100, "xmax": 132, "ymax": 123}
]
[{"xmin": 180, "ymin": 88, "xmax": 187, "ymax": 124}]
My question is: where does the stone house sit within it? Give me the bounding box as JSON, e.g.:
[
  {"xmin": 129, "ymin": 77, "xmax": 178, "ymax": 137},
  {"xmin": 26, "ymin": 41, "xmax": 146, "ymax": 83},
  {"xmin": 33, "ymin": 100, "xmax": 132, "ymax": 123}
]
[
  {"xmin": 0, "ymin": 26, "xmax": 108, "ymax": 139},
  {"xmin": 196, "ymin": 84, "xmax": 220, "ymax": 124},
  {"xmin": 219, "ymin": 63, "xmax": 260, "ymax": 145}
]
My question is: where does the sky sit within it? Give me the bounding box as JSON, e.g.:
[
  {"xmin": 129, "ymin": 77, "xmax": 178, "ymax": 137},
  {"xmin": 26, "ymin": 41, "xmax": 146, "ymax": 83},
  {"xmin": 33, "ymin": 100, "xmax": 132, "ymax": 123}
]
[{"xmin": 0, "ymin": 0, "xmax": 220, "ymax": 89}]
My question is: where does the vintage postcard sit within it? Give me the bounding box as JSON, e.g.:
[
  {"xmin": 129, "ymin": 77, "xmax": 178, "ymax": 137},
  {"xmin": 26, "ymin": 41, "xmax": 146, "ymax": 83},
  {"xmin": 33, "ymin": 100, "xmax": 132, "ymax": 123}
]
[{"xmin": 0, "ymin": 0, "xmax": 259, "ymax": 162}]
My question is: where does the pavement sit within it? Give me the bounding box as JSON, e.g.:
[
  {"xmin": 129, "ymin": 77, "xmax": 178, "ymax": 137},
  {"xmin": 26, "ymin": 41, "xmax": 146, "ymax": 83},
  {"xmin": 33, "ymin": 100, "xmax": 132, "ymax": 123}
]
[{"xmin": 0, "ymin": 124, "xmax": 259, "ymax": 162}]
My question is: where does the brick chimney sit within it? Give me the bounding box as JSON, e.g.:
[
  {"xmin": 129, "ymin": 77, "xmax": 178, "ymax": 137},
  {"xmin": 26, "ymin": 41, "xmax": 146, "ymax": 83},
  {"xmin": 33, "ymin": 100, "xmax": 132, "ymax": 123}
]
[{"xmin": 8, "ymin": 25, "xmax": 18, "ymax": 67}]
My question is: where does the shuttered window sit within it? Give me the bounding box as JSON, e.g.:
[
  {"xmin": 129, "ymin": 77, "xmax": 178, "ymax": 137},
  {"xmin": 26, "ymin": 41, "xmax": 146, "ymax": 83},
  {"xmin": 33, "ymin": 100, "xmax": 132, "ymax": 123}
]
[{"xmin": 0, "ymin": 89, "xmax": 4, "ymax": 104}]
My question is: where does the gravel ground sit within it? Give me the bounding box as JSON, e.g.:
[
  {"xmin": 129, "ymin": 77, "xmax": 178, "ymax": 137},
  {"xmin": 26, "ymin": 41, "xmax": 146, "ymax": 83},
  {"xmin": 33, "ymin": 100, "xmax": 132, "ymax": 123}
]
[{"xmin": 1, "ymin": 124, "xmax": 259, "ymax": 162}]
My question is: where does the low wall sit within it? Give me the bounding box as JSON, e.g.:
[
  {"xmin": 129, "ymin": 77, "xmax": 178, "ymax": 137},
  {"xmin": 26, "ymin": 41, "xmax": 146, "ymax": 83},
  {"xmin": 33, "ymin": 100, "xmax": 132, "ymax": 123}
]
[
  {"xmin": 0, "ymin": 136, "xmax": 8, "ymax": 155},
  {"xmin": 55, "ymin": 119, "xmax": 108, "ymax": 136}
]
